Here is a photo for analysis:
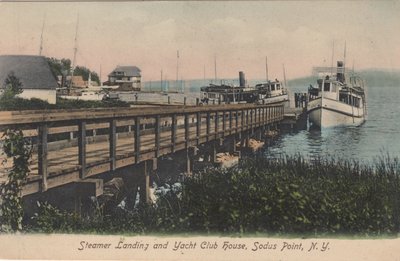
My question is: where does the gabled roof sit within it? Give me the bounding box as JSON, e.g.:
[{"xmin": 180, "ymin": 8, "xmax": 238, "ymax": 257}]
[
  {"xmin": 0, "ymin": 55, "xmax": 58, "ymax": 90},
  {"xmin": 108, "ymin": 66, "xmax": 141, "ymax": 77}
]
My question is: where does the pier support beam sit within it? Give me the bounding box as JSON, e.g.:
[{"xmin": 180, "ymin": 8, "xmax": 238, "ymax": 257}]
[
  {"xmin": 138, "ymin": 161, "xmax": 150, "ymax": 204},
  {"xmin": 73, "ymin": 179, "xmax": 104, "ymax": 215},
  {"xmin": 120, "ymin": 159, "xmax": 157, "ymax": 207},
  {"xmin": 184, "ymin": 146, "xmax": 197, "ymax": 176}
]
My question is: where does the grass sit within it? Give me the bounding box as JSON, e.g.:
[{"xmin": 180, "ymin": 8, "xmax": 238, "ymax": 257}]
[{"xmin": 22, "ymin": 154, "xmax": 400, "ymax": 237}]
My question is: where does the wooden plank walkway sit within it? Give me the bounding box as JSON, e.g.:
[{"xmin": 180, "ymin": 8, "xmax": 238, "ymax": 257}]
[{"xmin": 0, "ymin": 103, "xmax": 284, "ymax": 196}]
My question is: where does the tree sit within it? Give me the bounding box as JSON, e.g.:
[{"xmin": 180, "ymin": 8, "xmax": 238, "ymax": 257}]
[
  {"xmin": 46, "ymin": 57, "xmax": 100, "ymax": 86},
  {"xmin": 46, "ymin": 57, "xmax": 71, "ymax": 79},
  {"xmin": 3, "ymin": 72, "xmax": 23, "ymax": 96},
  {"xmin": 74, "ymin": 66, "xmax": 101, "ymax": 85}
]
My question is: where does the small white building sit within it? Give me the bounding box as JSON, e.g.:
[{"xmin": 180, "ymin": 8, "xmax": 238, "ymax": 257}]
[{"xmin": 0, "ymin": 55, "xmax": 57, "ymax": 104}]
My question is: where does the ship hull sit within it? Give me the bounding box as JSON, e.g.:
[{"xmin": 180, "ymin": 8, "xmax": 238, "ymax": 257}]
[{"xmin": 307, "ymin": 97, "xmax": 365, "ymax": 128}]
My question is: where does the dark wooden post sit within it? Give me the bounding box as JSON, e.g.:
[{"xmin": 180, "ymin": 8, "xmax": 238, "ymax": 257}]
[
  {"xmin": 263, "ymin": 107, "xmax": 266, "ymax": 125},
  {"xmin": 154, "ymin": 115, "xmax": 160, "ymax": 158},
  {"xmin": 38, "ymin": 124, "xmax": 48, "ymax": 192},
  {"xmin": 246, "ymin": 109, "xmax": 250, "ymax": 131},
  {"xmin": 241, "ymin": 109, "xmax": 245, "ymax": 132},
  {"xmin": 109, "ymin": 119, "xmax": 117, "ymax": 171},
  {"xmin": 206, "ymin": 112, "xmax": 211, "ymax": 141},
  {"xmin": 235, "ymin": 110, "xmax": 239, "ymax": 134},
  {"xmin": 222, "ymin": 111, "xmax": 226, "ymax": 137},
  {"xmin": 171, "ymin": 114, "xmax": 177, "ymax": 152},
  {"xmin": 229, "ymin": 111, "xmax": 233, "ymax": 135},
  {"xmin": 250, "ymin": 109, "xmax": 257, "ymax": 133},
  {"xmin": 135, "ymin": 117, "xmax": 141, "ymax": 163},
  {"xmin": 185, "ymin": 113, "xmax": 189, "ymax": 148},
  {"xmin": 78, "ymin": 121, "xmax": 86, "ymax": 179},
  {"xmin": 214, "ymin": 111, "xmax": 219, "ymax": 139},
  {"xmin": 196, "ymin": 112, "xmax": 201, "ymax": 145},
  {"xmin": 139, "ymin": 161, "xmax": 150, "ymax": 204}
]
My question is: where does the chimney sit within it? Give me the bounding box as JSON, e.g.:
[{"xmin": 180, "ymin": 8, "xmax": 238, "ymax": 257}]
[
  {"xmin": 239, "ymin": 71, "xmax": 245, "ymax": 87},
  {"xmin": 336, "ymin": 61, "xmax": 345, "ymax": 83}
]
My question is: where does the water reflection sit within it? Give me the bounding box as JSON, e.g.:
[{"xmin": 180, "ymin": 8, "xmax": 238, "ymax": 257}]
[{"xmin": 265, "ymin": 86, "xmax": 400, "ymax": 163}]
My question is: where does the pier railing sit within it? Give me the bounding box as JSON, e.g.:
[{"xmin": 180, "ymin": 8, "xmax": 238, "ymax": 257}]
[{"xmin": 0, "ymin": 103, "xmax": 284, "ymax": 195}]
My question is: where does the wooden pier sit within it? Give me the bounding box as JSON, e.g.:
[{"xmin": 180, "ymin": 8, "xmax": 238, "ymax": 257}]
[{"xmin": 0, "ymin": 103, "xmax": 284, "ymax": 203}]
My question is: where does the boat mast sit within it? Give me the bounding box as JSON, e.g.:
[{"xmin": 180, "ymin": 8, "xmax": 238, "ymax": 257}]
[
  {"xmin": 160, "ymin": 69, "xmax": 163, "ymax": 92},
  {"xmin": 330, "ymin": 40, "xmax": 334, "ymax": 76},
  {"xmin": 343, "ymin": 41, "xmax": 347, "ymax": 78},
  {"xmin": 282, "ymin": 64, "xmax": 288, "ymax": 88},
  {"xmin": 69, "ymin": 14, "xmax": 79, "ymax": 89},
  {"xmin": 265, "ymin": 56, "xmax": 269, "ymax": 81},
  {"xmin": 214, "ymin": 54, "xmax": 217, "ymax": 83},
  {"xmin": 39, "ymin": 14, "xmax": 46, "ymax": 56},
  {"xmin": 99, "ymin": 64, "xmax": 102, "ymax": 86},
  {"xmin": 203, "ymin": 64, "xmax": 206, "ymax": 84},
  {"xmin": 176, "ymin": 50, "xmax": 179, "ymax": 92}
]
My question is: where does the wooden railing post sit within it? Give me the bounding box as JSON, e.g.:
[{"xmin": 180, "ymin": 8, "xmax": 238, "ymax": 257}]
[
  {"xmin": 171, "ymin": 114, "xmax": 177, "ymax": 152},
  {"xmin": 196, "ymin": 112, "xmax": 201, "ymax": 145},
  {"xmin": 263, "ymin": 107, "xmax": 266, "ymax": 125},
  {"xmin": 222, "ymin": 111, "xmax": 226, "ymax": 137},
  {"xmin": 38, "ymin": 124, "xmax": 48, "ymax": 192},
  {"xmin": 214, "ymin": 111, "xmax": 219, "ymax": 139},
  {"xmin": 135, "ymin": 117, "xmax": 141, "ymax": 163},
  {"xmin": 78, "ymin": 121, "xmax": 86, "ymax": 179},
  {"xmin": 109, "ymin": 119, "xmax": 117, "ymax": 171},
  {"xmin": 241, "ymin": 109, "xmax": 245, "ymax": 132},
  {"xmin": 252, "ymin": 109, "xmax": 255, "ymax": 130},
  {"xmin": 229, "ymin": 111, "xmax": 233, "ymax": 135},
  {"xmin": 246, "ymin": 109, "xmax": 250, "ymax": 131},
  {"xmin": 235, "ymin": 110, "xmax": 239, "ymax": 134},
  {"xmin": 185, "ymin": 113, "xmax": 189, "ymax": 148},
  {"xmin": 155, "ymin": 115, "xmax": 160, "ymax": 157},
  {"xmin": 206, "ymin": 112, "xmax": 211, "ymax": 141}
]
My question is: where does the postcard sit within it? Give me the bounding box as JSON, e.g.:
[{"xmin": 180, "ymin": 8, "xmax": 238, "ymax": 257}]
[{"xmin": 1, "ymin": 1, "xmax": 400, "ymax": 260}]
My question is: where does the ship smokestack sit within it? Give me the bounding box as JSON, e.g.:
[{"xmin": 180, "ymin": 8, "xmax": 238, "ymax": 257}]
[
  {"xmin": 239, "ymin": 71, "xmax": 245, "ymax": 87},
  {"xmin": 336, "ymin": 61, "xmax": 345, "ymax": 83}
]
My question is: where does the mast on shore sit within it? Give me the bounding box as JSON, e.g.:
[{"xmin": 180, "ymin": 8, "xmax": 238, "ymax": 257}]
[
  {"xmin": 176, "ymin": 50, "xmax": 179, "ymax": 92},
  {"xmin": 69, "ymin": 14, "xmax": 79, "ymax": 89},
  {"xmin": 39, "ymin": 14, "xmax": 46, "ymax": 56},
  {"xmin": 214, "ymin": 54, "xmax": 217, "ymax": 83}
]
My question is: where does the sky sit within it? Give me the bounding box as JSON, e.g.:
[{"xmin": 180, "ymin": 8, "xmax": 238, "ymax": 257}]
[{"xmin": 0, "ymin": 1, "xmax": 399, "ymax": 82}]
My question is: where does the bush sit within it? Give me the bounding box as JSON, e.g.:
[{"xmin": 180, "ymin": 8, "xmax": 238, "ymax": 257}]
[
  {"xmin": 0, "ymin": 96, "xmax": 129, "ymax": 111},
  {"xmin": 25, "ymin": 154, "xmax": 400, "ymax": 236}
]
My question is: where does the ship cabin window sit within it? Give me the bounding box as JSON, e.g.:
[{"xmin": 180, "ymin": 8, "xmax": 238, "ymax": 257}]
[
  {"xmin": 209, "ymin": 93, "xmax": 216, "ymax": 99},
  {"xmin": 324, "ymin": 82, "xmax": 330, "ymax": 92},
  {"xmin": 271, "ymin": 84, "xmax": 276, "ymax": 91},
  {"xmin": 355, "ymin": 98, "xmax": 360, "ymax": 108},
  {"xmin": 276, "ymin": 84, "xmax": 281, "ymax": 90},
  {"xmin": 317, "ymin": 79, "xmax": 323, "ymax": 90},
  {"xmin": 339, "ymin": 93, "xmax": 348, "ymax": 104},
  {"xmin": 352, "ymin": 97, "xmax": 361, "ymax": 108}
]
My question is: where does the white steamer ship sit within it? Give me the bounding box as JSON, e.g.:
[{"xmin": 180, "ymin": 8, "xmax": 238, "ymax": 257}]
[{"xmin": 307, "ymin": 61, "xmax": 366, "ymax": 128}]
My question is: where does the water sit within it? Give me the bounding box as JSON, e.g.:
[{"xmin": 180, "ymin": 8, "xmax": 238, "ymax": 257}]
[
  {"xmin": 123, "ymin": 82, "xmax": 400, "ymax": 163},
  {"xmin": 266, "ymin": 85, "xmax": 400, "ymax": 163}
]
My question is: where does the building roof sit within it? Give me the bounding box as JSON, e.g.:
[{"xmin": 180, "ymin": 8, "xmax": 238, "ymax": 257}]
[
  {"xmin": 0, "ymin": 55, "xmax": 58, "ymax": 90},
  {"xmin": 108, "ymin": 66, "xmax": 141, "ymax": 77}
]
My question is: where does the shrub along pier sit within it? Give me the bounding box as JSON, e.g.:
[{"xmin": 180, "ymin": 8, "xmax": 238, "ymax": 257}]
[{"xmin": 0, "ymin": 103, "xmax": 284, "ymax": 212}]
